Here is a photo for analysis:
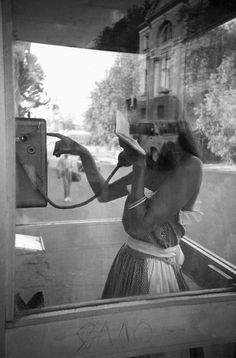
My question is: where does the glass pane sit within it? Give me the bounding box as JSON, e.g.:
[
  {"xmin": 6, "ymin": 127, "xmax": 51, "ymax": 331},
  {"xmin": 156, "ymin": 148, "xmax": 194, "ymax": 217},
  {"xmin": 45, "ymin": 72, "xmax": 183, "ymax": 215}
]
[
  {"xmin": 14, "ymin": 17, "xmax": 236, "ymax": 314},
  {"xmin": 183, "ymin": 18, "xmax": 236, "ymax": 265},
  {"xmin": 15, "ymin": 43, "xmax": 145, "ymax": 224}
]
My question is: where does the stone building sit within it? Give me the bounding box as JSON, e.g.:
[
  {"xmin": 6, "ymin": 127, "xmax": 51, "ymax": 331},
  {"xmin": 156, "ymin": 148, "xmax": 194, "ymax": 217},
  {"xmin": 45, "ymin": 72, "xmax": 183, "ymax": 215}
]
[{"xmin": 134, "ymin": 0, "xmax": 236, "ymax": 128}]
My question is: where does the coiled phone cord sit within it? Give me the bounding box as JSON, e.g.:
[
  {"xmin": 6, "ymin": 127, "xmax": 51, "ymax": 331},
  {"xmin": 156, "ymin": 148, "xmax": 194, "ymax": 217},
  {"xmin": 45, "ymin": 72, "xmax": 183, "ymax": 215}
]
[
  {"xmin": 16, "ymin": 153, "xmax": 121, "ymax": 210},
  {"xmin": 39, "ymin": 164, "xmax": 120, "ymax": 209}
]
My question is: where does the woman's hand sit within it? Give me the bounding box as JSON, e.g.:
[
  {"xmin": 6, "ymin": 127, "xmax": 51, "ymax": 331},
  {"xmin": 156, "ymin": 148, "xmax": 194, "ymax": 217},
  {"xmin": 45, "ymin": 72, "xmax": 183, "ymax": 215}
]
[
  {"xmin": 118, "ymin": 139, "xmax": 146, "ymax": 167},
  {"xmin": 47, "ymin": 133, "xmax": 87, "ymax": 157}
]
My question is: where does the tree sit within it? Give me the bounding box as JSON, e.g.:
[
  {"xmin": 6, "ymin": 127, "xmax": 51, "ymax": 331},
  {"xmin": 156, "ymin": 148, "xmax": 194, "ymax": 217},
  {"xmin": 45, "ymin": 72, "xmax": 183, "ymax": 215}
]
[
  {"xmin": 14, "ymin": 43, "xmax": 50, "ymax": 117},
  {"xmin": 84, "ymin": 53, "xmax": 142, "ymax": 145},
  {"xmin": 94, "ymin": 1, "xmax": 152, "ymax": 53},
  {"xmin": 194, "ymin": 55, "xmax": 236, "ymax": 163},
  {"xmin": 183, "ymin": 18, "xmax": 236, "ymax": 162}
]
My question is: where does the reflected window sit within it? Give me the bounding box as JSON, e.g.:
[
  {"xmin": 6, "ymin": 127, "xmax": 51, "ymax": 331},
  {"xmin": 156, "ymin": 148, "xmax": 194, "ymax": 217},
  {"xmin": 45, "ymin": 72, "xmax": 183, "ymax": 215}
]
[
  {"xmin": 157, "ymin": 105, "xmax": 165, "ymax": 119},
  {"xmin": 141, "ymin": 107, "xmax": 146, "ymax": 119},
  {"xmin": 160, "ymin": 52, "xmax": 171, "ymax": 89},
  {"xmin": 153, "ymin": 20, "xmax": 173, "ymax": 95},
  {"xmin": 143, "ymin": 33, "xmax": 149, "ymax": 51},
  {"xmin": 160, "ymin": 21, "xmax": 173, "ymax": 43},
  {"xmin": 153, "ymin": 59, "xmax": 160, "ymax": 96},
  {"xmin": 153, "ymin": 52, "xmax": 171, "ymax": 95}
]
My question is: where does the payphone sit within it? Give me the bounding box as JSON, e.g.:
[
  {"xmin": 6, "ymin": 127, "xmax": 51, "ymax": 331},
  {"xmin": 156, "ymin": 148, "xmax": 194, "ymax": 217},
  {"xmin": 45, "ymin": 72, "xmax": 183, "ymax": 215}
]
[
  {"xmin": 16, "ymin": 118, "xmax": 47, "ymax": 208},
  {"xmin": 15, "ymin": 118, "xmax": 120, "ymax": 209}
]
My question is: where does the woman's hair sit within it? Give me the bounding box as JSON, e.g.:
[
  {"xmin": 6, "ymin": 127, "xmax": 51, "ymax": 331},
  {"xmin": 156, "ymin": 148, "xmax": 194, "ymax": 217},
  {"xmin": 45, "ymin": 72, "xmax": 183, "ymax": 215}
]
[
  {"xmin": 178, "ymin": 119, "xmax": 201, "ymax": 159},
  {"xmin": 171, "ymin": 95, "xmax": 201, "ymax": 159},
  {"xmin": 153, "ymin": 142, "xmax": 178, "ymax": 170},
  {"xmin": 147, "ymin": 119, "xmax": 201, "ymax": 171}
]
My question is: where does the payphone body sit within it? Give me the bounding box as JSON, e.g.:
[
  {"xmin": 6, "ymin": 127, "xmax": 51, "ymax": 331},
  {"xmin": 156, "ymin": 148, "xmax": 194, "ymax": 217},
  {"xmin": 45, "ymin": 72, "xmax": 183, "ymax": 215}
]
[{"xmin": 16, "ymin": 118, "xmax": 47, "ymax": 208}]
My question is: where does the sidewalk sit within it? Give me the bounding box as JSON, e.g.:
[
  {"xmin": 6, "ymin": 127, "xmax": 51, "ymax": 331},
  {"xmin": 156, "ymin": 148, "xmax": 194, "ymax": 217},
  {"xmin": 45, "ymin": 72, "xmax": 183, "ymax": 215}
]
[{"xmin": 203, "ymin": 163, "xmax": 236, "ymax": 172}]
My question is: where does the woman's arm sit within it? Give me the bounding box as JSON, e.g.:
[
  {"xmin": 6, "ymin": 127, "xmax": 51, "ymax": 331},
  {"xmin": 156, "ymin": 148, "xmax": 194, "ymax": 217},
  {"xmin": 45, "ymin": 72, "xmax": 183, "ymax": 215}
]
[{"xmin": 50, "ymin": 133, "xmax": 131, "ymax": 202}]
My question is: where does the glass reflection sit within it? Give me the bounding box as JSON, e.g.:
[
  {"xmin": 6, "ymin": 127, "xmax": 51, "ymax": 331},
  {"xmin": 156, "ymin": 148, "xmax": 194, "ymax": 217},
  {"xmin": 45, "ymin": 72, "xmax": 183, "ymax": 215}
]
[{"xmin": 15, "ymin": 17, "xmax": 236, "ymax": 313}]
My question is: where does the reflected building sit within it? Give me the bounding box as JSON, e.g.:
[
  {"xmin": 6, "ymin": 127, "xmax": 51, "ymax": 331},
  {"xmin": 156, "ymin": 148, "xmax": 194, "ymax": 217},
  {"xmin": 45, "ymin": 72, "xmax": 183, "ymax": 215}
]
[
  {"xmin": 135, "ymin": 0, "xmax": 236, "ymax": 129},
  {"xmin": 137, "ymin": 0, "xmax": 187, "ymax": 124}
]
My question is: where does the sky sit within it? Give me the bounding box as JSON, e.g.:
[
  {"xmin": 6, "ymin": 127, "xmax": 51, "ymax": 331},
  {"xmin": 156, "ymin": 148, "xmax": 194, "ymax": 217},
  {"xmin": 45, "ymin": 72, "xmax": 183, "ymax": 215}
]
[{"xmin": 30, "ymin": 43, "xmax": 117, "ymax": 122}]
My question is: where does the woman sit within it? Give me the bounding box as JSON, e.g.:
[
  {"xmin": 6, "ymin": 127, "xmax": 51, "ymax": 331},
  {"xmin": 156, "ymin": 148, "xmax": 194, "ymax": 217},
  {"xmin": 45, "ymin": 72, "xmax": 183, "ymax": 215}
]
[
  {"xmin": 51, "ymin": 119, "xmax": 203, "ymax": 357},
  {"xmin": 51, "ymin": 119, "xmax": 202, "ymax": 299}
]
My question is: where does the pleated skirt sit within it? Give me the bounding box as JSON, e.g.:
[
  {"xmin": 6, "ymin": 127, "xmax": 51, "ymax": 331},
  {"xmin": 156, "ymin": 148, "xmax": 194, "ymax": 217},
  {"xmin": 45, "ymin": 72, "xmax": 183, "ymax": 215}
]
[
  {"xmin": 102, "ymin": 243, "xmax": 188, "ymax": 299},
  {"xmin": 102, "ymin": 244, "xmax": 204, "ymax": 358}
]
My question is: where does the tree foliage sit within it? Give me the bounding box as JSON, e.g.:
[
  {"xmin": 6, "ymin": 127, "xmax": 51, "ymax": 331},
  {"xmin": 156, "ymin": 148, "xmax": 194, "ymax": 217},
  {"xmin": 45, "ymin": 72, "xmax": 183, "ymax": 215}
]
[
  {"xmin": 84, "ymin": 53, "xmax": 142, "ymax": 145},
  {"xmin": 14, "ymin": 44, "xmax": 49, "ymax": 117},
  {"xmin": 184, "ymin": 19, "xmax": 236, "ymax": 163},
  {"xmin": 94, "ymin": 0, "xmax": 151, "ymax": 53},
  {"xmin": 195, "ymin": 55, "xmax": 236, "ymax": 162}
]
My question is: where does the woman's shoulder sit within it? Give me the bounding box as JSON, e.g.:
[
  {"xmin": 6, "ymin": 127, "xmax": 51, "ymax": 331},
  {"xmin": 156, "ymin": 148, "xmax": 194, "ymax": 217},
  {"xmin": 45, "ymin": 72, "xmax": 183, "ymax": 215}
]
[
  {"xmin": 156, "ymin": 155, "xmax": 202, "ymax": 186},
  {"xmin": 182, "ymin": 154, "xmax": 202, "ymax": 174},
  {"xmin": 169, "ymin": 154, "xmax": 202, "ymax": 190},
  {"xmin": 179, "ymin": 155, "xmax": 203, "ymax": 195}
]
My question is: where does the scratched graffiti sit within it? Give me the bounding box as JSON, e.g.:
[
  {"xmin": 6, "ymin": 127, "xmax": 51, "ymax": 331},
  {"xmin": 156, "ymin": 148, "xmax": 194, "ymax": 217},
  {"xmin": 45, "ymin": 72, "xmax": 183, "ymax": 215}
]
[{"xmin": 75, "ymin": 320, "xmax": 153, "ymax": 354}]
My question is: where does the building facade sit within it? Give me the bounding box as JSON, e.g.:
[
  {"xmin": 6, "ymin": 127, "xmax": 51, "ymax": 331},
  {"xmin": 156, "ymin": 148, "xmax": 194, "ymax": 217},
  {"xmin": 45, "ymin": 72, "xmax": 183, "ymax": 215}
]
[{"xmin": 136, "ymin": 0, "xmax": 236, "ymax": 129}]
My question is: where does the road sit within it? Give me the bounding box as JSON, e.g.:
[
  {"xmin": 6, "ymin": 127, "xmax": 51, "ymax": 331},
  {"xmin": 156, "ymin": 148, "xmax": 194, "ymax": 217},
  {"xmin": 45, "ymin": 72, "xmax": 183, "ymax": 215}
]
[{"xmin": 16, "ymin": 163, "xmax": 130, "ymax": 224}]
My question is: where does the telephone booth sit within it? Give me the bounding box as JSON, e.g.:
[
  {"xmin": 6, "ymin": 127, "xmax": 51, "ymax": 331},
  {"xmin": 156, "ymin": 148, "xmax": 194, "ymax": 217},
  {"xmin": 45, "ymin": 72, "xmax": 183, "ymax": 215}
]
[{"xmin": 0, "ymin": 0, "xmax": 236, "ymax": 357}]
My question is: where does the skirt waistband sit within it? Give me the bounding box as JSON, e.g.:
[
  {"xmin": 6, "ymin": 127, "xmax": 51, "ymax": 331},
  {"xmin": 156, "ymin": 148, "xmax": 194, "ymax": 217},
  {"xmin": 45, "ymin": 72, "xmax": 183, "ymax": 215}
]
[{"xmin": 126, "ymin": 236, "xmax": 179, "ymax": 259}]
